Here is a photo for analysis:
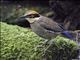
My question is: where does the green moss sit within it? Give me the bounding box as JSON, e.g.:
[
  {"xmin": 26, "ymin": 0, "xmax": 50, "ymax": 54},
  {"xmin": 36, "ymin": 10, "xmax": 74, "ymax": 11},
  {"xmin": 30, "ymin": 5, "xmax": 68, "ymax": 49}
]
[
  {"xmin": 0, "ymin": 22, "xmax": 78, "ymax": 60},
  {"xmin": 1, "ymin": 22, "xmax": 44, "ymax": 60}
]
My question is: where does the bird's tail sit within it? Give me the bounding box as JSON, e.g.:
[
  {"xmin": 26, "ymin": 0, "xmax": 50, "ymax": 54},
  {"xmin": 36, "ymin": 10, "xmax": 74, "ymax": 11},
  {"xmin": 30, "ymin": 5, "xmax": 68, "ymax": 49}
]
[{"xmin": 61, "ymin": 31, "xmax": 76, "ymax": 41}]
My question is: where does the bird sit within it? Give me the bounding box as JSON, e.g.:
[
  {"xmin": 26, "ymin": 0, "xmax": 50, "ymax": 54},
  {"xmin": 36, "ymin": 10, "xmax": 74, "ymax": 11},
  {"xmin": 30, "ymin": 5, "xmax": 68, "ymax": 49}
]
[{"xmin": 21, "ymin": 10, "xmax": 75, "ymax": 40}]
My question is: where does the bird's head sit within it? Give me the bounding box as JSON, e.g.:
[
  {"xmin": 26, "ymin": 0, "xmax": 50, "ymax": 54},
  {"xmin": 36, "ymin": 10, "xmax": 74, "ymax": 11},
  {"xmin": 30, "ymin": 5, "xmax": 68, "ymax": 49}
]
[{"xmin": 21, "ymin": 10, "xmax": 40, "ymax": 23}]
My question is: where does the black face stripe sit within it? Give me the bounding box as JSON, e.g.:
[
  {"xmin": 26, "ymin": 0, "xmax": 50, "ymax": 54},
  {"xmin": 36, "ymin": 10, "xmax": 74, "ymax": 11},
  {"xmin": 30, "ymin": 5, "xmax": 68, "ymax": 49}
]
[{"xmin": 27, "ymin": 14, "xmax": 40, "ymax": 18}]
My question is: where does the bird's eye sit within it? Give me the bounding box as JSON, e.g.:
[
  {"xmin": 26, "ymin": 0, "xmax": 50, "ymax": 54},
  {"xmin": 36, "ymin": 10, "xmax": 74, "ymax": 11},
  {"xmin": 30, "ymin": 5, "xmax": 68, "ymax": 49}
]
[
  {"xmin": 33, "ymin": 14, "xmax": 40, "ymax": 17},
  {"xmin": 27, "ymin": 14, "xmax": 40, "ymax": 18}
]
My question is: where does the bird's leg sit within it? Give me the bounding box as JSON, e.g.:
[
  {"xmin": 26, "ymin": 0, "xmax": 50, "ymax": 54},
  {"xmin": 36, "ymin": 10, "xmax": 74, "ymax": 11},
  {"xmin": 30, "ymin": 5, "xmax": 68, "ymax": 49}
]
[
  {"xmin": 36, "ymin": 39, "xmax": 49, "ymax": 49},
  {"xmin": 43, "ymin": 39, "xmax": 49, "ymax": 45},
  {"xmin": 42, "ymin": 39, "xmax": 55, "ymax": 60}
]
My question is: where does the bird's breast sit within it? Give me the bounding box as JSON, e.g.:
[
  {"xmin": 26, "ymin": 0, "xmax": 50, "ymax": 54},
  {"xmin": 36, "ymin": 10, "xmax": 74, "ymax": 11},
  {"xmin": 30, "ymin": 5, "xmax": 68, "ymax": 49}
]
[
  {"xmin": 30, "ymin": 22, "xmax": 57, "ymax": 39},
  {"xmin": 30, "ymin": 22, "xmax": 45, "ymax": 36}
]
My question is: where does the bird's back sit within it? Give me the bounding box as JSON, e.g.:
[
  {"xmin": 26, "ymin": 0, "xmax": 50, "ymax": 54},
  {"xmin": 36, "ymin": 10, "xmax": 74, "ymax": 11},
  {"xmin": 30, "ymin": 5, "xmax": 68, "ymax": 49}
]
[
  {"xmin": 30, "ymin": 15, "xmax": 64, "ymax": 39},
  {"xmin": 37, "ymin": 16, "xmax": 65, "ymax": 32}
]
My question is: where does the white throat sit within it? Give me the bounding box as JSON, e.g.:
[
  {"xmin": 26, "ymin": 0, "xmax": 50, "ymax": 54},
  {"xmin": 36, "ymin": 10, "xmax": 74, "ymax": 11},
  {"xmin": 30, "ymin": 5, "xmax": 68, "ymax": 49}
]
[{"xmin": 26, "ymin": 17, "xmax": 40, "ymax": 23}]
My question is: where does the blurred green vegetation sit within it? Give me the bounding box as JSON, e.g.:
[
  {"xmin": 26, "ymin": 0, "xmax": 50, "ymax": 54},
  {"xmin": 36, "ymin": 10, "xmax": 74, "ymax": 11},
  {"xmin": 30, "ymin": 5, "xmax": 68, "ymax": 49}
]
[
  {"xmin": 0, "ymin": 4, "xmax": 50, "ymax": 23},
  {"xmin": 0, "ymin": 22, "xmax": 79, "ymax": 60}
]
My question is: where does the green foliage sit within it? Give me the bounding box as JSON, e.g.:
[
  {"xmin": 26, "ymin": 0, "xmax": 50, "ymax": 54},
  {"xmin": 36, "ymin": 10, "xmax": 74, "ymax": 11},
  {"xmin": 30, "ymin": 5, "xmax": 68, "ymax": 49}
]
[
  {"xmin": 43, "ymin": 36, "xmax": 78, "ymax": 60},
  {"xmin": 0, "ymin": 22, "xmax": 78, "ymax": 60},
  {"xmin": 0, "ymin": 4, "xmax": 50, "ymax": 23},
  {"xmin": 1, "ymin": 22, "xmax": 44, "ymax": 60},
  {"xmin": 1, "ymin": 5, "xmax": 27, "ymax": 22}
]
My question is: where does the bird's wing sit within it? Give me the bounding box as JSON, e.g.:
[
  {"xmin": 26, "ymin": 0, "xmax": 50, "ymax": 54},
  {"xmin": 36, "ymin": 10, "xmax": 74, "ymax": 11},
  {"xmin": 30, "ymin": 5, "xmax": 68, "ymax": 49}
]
[{"xmin": 38, "ymin": 16, "xmax": 64, "ymax": 32}]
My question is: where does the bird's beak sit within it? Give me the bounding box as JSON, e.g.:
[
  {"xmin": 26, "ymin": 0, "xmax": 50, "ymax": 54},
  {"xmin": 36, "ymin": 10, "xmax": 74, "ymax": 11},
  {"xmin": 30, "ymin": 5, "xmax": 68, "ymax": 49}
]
[
  {"xmin": 20, "ymin": 15, "xmax": 27, "ymax": 19},
  {"xmin": 19, "ymin": 15, "xmax": 28, "ymax": 21}
]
